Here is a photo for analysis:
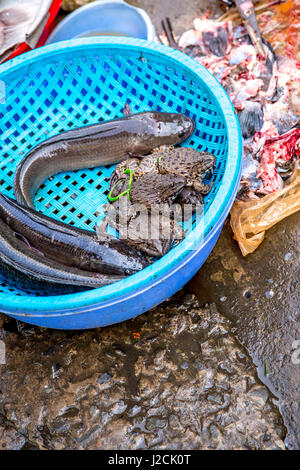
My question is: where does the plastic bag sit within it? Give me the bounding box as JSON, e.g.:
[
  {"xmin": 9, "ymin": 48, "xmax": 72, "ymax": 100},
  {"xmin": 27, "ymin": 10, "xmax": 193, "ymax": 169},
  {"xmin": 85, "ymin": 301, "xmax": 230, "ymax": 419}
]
[{"xmin": 230, "ymin": 162, "xmax": 300, "ymax": 256}]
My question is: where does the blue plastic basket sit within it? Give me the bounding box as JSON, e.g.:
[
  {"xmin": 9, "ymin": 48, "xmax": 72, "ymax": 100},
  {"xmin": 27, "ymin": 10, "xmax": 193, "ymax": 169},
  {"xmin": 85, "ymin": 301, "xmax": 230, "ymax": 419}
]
[{"xmin": 0, "ymin": 38, "xmax": 242, "ymax": 329}]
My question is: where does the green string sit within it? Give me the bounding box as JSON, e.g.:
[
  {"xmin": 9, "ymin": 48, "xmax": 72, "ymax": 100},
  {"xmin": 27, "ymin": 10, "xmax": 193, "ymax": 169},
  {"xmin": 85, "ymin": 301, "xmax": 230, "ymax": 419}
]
[{"xmin": 108, "ymin": 168, "xmax": 133, "ymax": 202}]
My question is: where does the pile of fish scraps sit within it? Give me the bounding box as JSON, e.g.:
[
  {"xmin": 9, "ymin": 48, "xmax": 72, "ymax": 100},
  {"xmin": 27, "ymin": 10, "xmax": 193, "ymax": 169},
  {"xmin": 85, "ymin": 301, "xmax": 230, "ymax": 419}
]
[
  {"xmin": 0, "ymin": 0, "xmax": 54, "ymax": 63},
  {"xmin": 161, "ymin": 0, "xmax": 300, "ymax": 254}
]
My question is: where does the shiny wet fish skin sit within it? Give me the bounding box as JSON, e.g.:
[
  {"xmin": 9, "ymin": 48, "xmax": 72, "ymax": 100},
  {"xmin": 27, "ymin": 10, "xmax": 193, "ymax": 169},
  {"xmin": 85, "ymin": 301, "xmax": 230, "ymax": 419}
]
[
  {"xmin": 13, "ymin": 112, "xmax": 195, "ymax": 208},
  {"xmin": 0, "ymin": 216, "xmax": 124, "ymax": 291},
  {"xmin": 0, "ymin": 192, "xmax": 149, "ymax": 277}
]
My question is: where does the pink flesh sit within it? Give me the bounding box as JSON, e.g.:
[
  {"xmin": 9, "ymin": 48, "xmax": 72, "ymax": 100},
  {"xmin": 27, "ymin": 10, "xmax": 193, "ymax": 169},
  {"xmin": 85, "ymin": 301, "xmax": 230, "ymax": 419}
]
[
  {"xmin": 256, "ymin": 128, "xmax": 300, "ymax": 193},
  {"xmin": 176, "ymin": 12, "xmax": 300, "ymax": 199}
]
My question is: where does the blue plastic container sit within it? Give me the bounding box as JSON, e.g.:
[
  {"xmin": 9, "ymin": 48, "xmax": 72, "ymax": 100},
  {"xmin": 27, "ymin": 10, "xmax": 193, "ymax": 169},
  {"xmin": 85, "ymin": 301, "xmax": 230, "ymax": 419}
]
[
  {"xmin": 0, "ymin": 37, "xmax": 242, "ymax": 329},
  {"xmin": 46, "ymin": 0, "xmax": 156, "ymax": 44}
]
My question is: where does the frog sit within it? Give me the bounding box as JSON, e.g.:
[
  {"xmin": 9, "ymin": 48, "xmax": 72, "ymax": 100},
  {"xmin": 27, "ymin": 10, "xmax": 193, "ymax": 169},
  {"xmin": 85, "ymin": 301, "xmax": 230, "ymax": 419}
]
[
  {"xmin": 108, "ymin": 170, "xmax": 187, "ymax": 206},
  {"xmin": 156, "ymin": 146, "xmax": 216, "ymax": 194},
  {"xmin": 175, "ymin": 186, "xmax": 204, "ymax": 207},
  {"xmin": 110, "ymin": 145, "xmax": 216, "ymax": 198},
  {"xmin": 103, "ymin": 146, "xmax": 216, "ymax": 257},
  {"xmin": 129, "ymin": 173, "xmax": 186, "ymax": 208},
  {"xmin": 98, "ymin": 173, "xmax": 186, "ymax": 257}
]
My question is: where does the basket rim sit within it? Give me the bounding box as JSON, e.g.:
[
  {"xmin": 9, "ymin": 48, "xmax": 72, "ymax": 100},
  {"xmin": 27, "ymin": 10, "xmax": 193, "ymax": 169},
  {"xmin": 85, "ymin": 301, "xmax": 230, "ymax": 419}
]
[{"xmin": 0, "ymin": 37, "xmax": 242, "ymax": 313}]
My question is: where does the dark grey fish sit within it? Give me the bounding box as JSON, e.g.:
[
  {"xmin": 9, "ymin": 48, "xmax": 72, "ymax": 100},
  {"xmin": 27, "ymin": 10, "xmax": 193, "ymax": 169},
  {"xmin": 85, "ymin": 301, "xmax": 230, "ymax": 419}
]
[
  {"xmin": 13, "ymin": 112, "xmax": 195, "ymax": 208},
  {"xmin": 0, "ymin": 192, "xmax": 148, "ymax": 276},
  {"xmin": 0, "ymin": 258, "xmax": 87, "ymax": 295},
  {"xmin": 0, "ymin": 217, "xmax": 124, "ymax": 291}
]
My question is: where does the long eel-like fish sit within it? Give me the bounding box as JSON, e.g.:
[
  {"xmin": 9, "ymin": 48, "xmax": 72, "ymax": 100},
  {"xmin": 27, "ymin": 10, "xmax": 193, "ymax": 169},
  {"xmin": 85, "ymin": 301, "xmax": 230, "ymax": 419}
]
[
  {"xmin": 13, "ymin": 112, "xmax": 195, "ymax": 208},
  {"xmin": 0, "ymin": 217, "xmax": 124, "ymax": 291},
  {"xmin": 0, "ymin": 193, "xmax": 148, "ymax": 276}
]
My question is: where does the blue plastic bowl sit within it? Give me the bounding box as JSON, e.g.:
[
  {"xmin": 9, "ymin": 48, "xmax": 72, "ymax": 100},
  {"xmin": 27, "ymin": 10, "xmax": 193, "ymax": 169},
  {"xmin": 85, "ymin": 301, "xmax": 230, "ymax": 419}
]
[
  {"xmin": 0, "ymin": 37, "xmax": 242, "ymax": 329},
  {"xmin": 46, "ymin": 0, "xmax": 156, "ymax": 44}
]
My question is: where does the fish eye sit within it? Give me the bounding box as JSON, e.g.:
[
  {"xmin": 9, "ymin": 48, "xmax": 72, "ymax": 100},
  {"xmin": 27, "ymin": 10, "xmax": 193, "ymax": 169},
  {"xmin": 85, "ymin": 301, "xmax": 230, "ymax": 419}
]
[{"xmin": 178, "ymin": 131, "xmax": 185, "ymax": 138}]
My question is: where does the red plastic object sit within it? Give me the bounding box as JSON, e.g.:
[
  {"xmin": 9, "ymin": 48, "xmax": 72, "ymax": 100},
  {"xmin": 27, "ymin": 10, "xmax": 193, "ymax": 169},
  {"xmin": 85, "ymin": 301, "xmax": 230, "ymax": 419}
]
[{"xmin": 2, "ymin": 0, "xmax": 63, "ymax": 63}]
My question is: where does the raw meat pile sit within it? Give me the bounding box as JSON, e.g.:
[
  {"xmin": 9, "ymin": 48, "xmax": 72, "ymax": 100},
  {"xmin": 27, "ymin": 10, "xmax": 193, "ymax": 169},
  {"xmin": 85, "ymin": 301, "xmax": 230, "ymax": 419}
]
[{"xmin": 162, "ymin": 12, "xmax": 300, "ymax": 200}]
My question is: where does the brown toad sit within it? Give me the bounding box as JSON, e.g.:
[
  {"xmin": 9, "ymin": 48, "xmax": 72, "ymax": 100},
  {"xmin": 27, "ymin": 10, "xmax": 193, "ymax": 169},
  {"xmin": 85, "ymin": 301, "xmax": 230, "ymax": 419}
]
[{"xmin": 110, "ymin": 145, "xmax": 216, "ymax": 196}]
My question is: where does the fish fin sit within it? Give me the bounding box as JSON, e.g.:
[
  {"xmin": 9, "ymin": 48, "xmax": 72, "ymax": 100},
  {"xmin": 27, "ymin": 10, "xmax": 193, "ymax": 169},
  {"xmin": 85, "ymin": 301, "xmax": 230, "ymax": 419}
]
[{"xmin": 13, "ymin": 231, "xmax": 45, "ymax": 257}]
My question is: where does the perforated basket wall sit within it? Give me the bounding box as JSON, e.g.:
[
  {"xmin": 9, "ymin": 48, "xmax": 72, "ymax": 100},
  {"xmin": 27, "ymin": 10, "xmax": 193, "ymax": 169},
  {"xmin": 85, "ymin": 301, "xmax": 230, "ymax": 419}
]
[{"xmin": 0, "ymin": 38, "xmax": 241, "ymax": 300}]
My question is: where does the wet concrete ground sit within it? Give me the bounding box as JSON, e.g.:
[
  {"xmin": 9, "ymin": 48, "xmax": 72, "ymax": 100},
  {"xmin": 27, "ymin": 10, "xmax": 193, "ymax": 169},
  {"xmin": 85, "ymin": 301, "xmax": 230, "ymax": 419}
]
[
  {"xmin": 0, "ymin": 0, "xmax": 299, "ymax": 450},
  {"xmin": 0, "ymin": 295, "xmax": 286, "ymax": 450},
  {"xmin": 191, "ymin": 212, "xmax": 300, "ymax": 450}
]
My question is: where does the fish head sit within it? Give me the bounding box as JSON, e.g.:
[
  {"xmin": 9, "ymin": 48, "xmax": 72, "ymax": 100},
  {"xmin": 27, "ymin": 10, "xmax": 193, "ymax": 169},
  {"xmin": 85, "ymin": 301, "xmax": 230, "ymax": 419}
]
[
  {"xmin": 152, "ymin": 111, "xmax": 195, "ymax": 142},
  {"xmin": 129, "ymin": 112, "xmax": 195, "ymax": 156}
]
